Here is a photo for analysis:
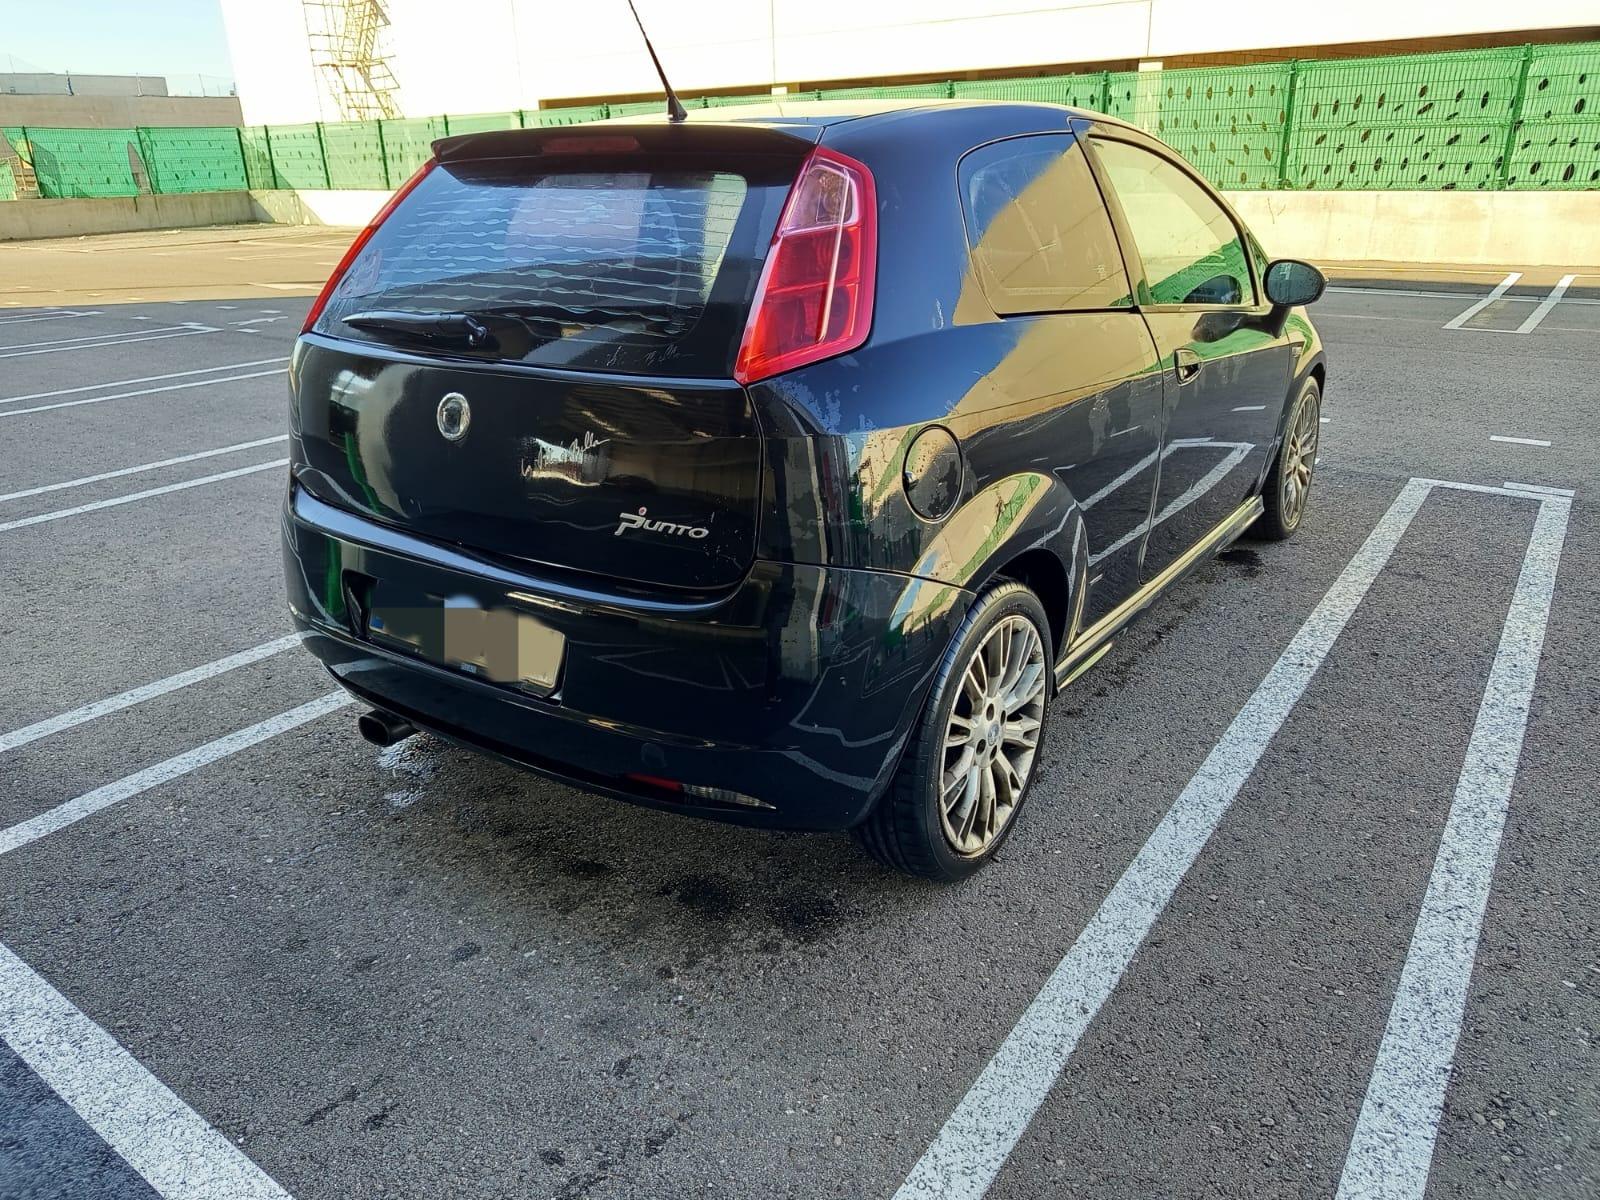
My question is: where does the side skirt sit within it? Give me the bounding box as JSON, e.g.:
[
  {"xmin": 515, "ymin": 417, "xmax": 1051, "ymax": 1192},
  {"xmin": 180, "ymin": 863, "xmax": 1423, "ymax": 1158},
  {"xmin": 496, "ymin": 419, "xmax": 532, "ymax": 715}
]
[{"xmin": 1053, "ymin": 496, "xmax": 1264, "ymax": 690}]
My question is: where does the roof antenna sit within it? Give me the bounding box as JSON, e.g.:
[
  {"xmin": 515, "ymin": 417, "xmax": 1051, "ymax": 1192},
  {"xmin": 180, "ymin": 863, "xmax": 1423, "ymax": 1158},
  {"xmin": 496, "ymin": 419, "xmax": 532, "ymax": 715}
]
[{"xmin": 625, "ymin": 0, "xmax": 689, "ymax": 123}]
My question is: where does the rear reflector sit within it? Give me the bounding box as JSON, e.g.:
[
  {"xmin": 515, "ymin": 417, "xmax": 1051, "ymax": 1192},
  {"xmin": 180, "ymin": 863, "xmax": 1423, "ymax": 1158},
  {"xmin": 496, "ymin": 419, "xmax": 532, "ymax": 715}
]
[
  {"xmin": 733, "ymin": 145, "xmax": 876, "ymax": 385},
  {"xmin": 624, "ymin": 773, "xmax": 773, "ymax": 810},
  {"xmin": 300, "ymin": 157, "xmax": 437, "ymax": 335}
]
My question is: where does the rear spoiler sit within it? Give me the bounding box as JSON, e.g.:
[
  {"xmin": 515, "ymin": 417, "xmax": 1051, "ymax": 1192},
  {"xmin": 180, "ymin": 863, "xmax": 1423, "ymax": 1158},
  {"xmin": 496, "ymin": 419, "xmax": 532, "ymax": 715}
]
[{"xmin": 432, "ymin": 121, "xmax": 823, "ymax": 164}]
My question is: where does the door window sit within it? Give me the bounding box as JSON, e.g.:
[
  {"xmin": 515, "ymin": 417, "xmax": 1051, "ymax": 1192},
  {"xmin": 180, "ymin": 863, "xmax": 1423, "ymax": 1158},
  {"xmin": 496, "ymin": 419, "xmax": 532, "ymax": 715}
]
[
  {"xmin": 958, "ymin": 135, "xmax": 1132, "ymax": 315},
  {"xmin": 1092, "ymin": 139, "xmax": 1254, "ymax": 307}
]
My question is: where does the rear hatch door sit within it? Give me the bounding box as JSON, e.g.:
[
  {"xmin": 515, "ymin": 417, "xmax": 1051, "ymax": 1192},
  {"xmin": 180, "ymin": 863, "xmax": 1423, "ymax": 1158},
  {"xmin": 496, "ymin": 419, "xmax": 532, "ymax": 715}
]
[{"xmin": 292, "ymin": 124, "xmax": 816, "ymax": 592}]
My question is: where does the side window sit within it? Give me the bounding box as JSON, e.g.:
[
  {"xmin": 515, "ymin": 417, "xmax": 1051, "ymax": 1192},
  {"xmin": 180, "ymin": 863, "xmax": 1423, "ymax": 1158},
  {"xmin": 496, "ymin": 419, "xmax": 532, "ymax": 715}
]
[
  {"xmin": 1091, "ymin": 139, "xmax": 1255, "ymax": 307},
  {"xmin": 958, "ymin": 135, "xmax": 1132, "ymax": 315}
]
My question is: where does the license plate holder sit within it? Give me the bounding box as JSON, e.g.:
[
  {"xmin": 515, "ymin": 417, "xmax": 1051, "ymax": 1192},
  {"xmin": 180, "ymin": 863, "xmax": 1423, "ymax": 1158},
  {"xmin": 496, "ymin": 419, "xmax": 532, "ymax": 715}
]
[{"xmin": 366, "ymin": 589, "xmax": 564, "ymax": 694}]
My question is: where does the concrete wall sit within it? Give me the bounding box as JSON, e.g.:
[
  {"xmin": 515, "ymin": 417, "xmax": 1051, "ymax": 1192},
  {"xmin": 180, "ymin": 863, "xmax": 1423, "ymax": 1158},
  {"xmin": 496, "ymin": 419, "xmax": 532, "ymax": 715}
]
[
  {"xmin": 0, "ymin": 191, "xmax": 258, "ymax": 241},
  {"xmin": 1229, "ymin": 190, "xmax": 1600, "ymax": 269},
  {"xmin": 0, "ymin": 94, "xmax": 243, "ymax": 130},
  {"xmin": 248, "ymin": 189, "xmax": 391, "ymax": 228},
  {"xmin": 223, "ymin": 0, "xmax": 1600, "ymax": 124},
  {"xmin": 243, "ymin": 187, "xmax": 1600, "ymax": 269},
  {"xmin": 6, "ymin": 186, "xmax": 1599, "ymax": 269}
]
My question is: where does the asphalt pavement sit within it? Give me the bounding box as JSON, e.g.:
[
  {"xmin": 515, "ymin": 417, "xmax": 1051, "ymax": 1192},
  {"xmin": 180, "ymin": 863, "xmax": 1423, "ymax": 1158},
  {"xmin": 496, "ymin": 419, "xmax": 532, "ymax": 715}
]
[{"xmin": 1, "ymin": 228, "xmax": 1596, "ymax": 1200}]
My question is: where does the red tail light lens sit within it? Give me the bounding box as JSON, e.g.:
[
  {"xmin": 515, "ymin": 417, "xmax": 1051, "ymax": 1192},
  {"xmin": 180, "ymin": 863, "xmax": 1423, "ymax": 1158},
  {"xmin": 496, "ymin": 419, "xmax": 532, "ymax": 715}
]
[
  {"xmin": 300, "ymin": 157, "xmax": 437, "ymax": 335},
  {"xmin": 733, "ymin": 146, "xmax": 877, "ymax": 385}
]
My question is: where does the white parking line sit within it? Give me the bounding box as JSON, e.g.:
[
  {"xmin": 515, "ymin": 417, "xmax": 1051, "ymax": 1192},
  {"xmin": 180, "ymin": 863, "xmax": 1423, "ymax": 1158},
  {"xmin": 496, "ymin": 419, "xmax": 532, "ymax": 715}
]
[
  {"xmin": 1490, "ymin": 435, "xmax": 1552, "ymax": 447},
  {"xmin": 0, "ymin": 942, "xmax": 294, "ymax": 1200},
  {"xmin": 1336, "ymin": 495, "xmax": 1569, "ymax": 1200},
  {"xmin": 894, "ymin": 478, "xmax": 1439, "ymax": 1200},
  {"xmin": 0, "ymin": 367, "xmax": 287, "ymax": 420},
  {"xmin": 0, "ymin": 324, "xmax": 197, "ymax": 351},
  {"xmin": 0, "ymin": 692, "xmax": 351, "ymax": 857},
  {"xmin": 0, "ymin": 436, "xmax": 289, "ymax": 504},
  {"xmin": 0, "ymin": 309, "xmax": 103, "ymax": 325},
  {"xmin": 0, "ymin": 357, "xmax": 289, "ymax": 406},
  {"xmin": 1328, "ymin": 285, "xmax": 1599, "ymax": 307},
  {"xmin": 1515, "ymin": 274, "xmax": 1577, "ymax": 334},
  {"xmin": 0, "ymin": 459, "xmax": 287, "ymax": 533},
  {"xmin": 1503, "ymin": 481, "xmax": 1576, "ymax": 497},
  {"xmin": 1442, "ymin": 272, "xmax": 1522, "ymax": 330},
  {"xmin": 0, "ymin": 634, "xmax": 305, "ymax": 756},
  {"xmin": 0, "ymin": 325, "xmax": 219, "ymax": 360}
]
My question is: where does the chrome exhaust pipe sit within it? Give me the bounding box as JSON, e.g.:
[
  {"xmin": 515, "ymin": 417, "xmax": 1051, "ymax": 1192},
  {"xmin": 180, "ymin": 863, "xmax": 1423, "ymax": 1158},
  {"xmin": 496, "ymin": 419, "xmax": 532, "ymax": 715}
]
[{"xmin": 358, "ymin": 708, "xmax": 415, "ymax": 748}]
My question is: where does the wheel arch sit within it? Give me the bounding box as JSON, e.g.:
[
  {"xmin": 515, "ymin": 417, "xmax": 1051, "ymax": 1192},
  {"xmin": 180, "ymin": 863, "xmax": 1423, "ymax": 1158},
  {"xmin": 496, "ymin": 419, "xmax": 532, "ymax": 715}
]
[{"xmin": 906, "ymin": 470, "xmax": 1088, "ymax": 664}]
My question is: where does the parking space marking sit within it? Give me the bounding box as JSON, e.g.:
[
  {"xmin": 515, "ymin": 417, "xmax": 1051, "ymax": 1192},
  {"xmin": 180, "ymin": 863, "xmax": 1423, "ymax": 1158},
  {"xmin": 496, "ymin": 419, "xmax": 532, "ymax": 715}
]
[
  {"xmin": 0, "ymin": 459, "xmax": 288, "ymax": 533},
  {"xmin": 1329, "ymin": 285, "xmax": 1600, "ymax": 307},
  {"xmin": 1442, "ymin": 272, "xmax": 1522, "ymax": 330},
  {"xmin": 895, "ymin": 477, "xmax": 1439, "ymax": 1200},
  {"xmin": 0, "ymin": 309, "xmax": 103, "ymax": 325},
  {"xmin": 0, "ymin": 325, "xmax": 219, "ymax": 360},
  {"xmin": 0, "ymin": 691, "xmax": 351, "ymax": 857},
  {"xmin": 0, "ymin": 436, "xmax": 290, "ymax": 504},
  {"xmin": 0, "ymin": 367, "xmax": 288, "ymax": 420},
  {"xmin": 0, "ymin": 942, "xmax": 294, "ymax": 1200},
  {"xmin": 1515, "ymin": 274, "xmax": 1577, "ymax": 334},
  {"xmin": 1, "ymin": 356, "xmax": 289, "ymax": 406},
  {"xmin": 0, "ymin": 634, "xmax": 305, "ymax": 756},
  {"xmin": 1490, "ymin": 435, "xmax": 1552, "ymax": 447},
  {"xmin": 1503, "ymin": 481, "xmax": 1576, "ymax": 497},
  {"xmin": 1336, "ymin": 494, "xmax": 1569, "ymax": 1200},
  {"xmin": 0, "ymin": 324, "xmax": 198, "ymax": 351}
]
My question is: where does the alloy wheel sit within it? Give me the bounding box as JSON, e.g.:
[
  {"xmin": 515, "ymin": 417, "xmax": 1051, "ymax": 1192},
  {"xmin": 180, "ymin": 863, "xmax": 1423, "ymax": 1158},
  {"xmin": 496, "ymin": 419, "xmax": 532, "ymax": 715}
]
[
  {"xmin": 1280, "ymin": 392, "xmax": 1320, "ymax": 526},
  {"xmin": 939, "ymin": 614, "xmax": 1047, "ymax": 855}
]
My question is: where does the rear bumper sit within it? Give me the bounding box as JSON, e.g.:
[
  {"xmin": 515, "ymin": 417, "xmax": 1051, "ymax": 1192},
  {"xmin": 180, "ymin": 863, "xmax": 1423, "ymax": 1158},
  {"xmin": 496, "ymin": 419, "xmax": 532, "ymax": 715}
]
[{"xmin": 283, "ymin": 486, "xmax": 969, "ymax": 831}]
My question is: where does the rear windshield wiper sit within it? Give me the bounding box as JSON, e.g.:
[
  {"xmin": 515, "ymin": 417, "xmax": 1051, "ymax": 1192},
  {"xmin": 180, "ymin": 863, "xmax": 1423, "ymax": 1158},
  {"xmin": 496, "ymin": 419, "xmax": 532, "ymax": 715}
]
[{"xmin": 341, "ymin": 310, "xmax": 494, "ymax": 349}]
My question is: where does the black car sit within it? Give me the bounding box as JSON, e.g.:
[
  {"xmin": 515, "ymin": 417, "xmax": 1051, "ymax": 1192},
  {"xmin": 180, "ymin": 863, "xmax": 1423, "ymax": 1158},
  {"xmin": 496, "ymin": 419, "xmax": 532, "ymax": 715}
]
[{"xmin": 283, "ymin": 99, "xmax": 1326, "ymax": 879}]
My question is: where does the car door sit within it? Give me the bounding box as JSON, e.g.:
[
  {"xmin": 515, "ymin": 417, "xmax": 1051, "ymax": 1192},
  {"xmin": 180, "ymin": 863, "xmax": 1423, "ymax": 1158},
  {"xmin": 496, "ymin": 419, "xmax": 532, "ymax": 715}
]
[
  {"xmin": 954, "ymin": 131, "xmax": 1166, "ymax": 628},
  {"xmin": 1085, "ymin": 130, "xmax": 1295, "ymax": 579}
]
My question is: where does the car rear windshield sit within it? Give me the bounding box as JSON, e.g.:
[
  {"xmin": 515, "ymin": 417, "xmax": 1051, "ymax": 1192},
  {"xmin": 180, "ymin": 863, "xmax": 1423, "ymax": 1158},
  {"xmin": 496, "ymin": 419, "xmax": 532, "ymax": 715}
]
[{"xmin": 313, "ymin": 152, "xmax": 802, "ymax": 377}]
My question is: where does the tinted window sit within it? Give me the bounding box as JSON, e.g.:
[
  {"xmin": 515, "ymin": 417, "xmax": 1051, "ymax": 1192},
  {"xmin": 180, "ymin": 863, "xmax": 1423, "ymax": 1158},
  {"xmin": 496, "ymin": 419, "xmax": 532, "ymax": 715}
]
[
  {"xmin": 1092, "ymin": 139, "xmax": 1254, "ymax": 307},
  {"xmin": 959, "ymin": 135, "xmax": 1131, "ymax": 315},
  {"xmin": 316, "ymin": 155, "xmax": 797, "ymax": 377}
]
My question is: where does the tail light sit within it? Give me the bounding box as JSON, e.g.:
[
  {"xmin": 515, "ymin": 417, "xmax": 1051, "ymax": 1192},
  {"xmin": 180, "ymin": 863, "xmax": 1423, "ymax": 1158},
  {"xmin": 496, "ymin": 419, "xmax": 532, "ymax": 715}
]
[
  {"xmin": 733, "ymin": 145, "xmax": 877, "ymax": 385},
  {"xmin": 300, "ymin": 158, "xmax": 437, "ymax": 335}
]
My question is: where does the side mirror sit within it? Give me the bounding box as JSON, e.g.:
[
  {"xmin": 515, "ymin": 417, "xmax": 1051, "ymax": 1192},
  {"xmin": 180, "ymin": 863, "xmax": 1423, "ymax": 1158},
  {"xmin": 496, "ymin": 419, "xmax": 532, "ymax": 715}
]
[{"xmin": 1264, "ymin": 259, "xmax": 1326, "ymax": 307}]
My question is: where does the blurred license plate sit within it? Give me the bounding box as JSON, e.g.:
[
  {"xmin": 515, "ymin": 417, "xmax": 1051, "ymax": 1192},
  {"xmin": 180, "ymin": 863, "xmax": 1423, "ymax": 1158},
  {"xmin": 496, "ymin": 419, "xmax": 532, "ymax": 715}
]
[{"xmin": 367, "ymin": 597, "xmax": 564, "ymax": 693}]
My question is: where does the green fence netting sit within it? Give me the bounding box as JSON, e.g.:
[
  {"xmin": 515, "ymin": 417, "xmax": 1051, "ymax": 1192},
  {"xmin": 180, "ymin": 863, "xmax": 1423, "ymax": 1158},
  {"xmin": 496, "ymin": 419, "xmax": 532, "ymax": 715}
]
[
  {"xmin": 1285, "ymin": 47, "xmax": 1527, "ymax": 190},
  {"xmin": 136, "ymin": 126, "xmax": 247, "ymax": 193},
  {"xmin": 239, "ymin": 126, "xmax": 276, "ymax": 188},
  {"xmin": 378, "ymin": 116, "xmax": 445, "ymax": 182},
  {"xmin": 699, "ymin": 92, "xmax": 785, "ymax": 108},
  {"xmin": 952, "ymin": 72, "xmax": 1108, "ymax": 109},
  {"xmin": 817, "ymin": 81, "xmax": 953, "ymax": 100},
  {"xmin": 0, "ymin": 163, "xmax": 15, "ymax": 201},
  {"xmin": 1507, "ymin": 41, "xmax": 1600, "ymax": 188},
  {"xmin": 1106, "ymin": 64, "xmax": 1292, "ymax": 189},
  {"xmin": 8, "ymin": 41, "xmax": 1599, "ymax": 198},
  {"xmin": 263, "ymin": 123, "xmax": 329, "ymax": 189},
  {"xmin": 443, "ymin": 110, "xmax": 523, "ymax": 135},
  {"xmin": 27, "ymin": 127, "xmax": 141, "ymax": 198},
  {"xmin": 321, "ymin": 121, "xmax": 388, "ymax": 189},
  {"xmin": 524, "ymin": 104, "xmax": 608, "ymax": 126}
]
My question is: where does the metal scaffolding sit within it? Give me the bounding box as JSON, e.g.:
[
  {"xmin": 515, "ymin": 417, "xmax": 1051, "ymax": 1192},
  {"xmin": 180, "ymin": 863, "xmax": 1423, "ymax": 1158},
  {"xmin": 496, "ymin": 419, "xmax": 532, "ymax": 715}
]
[{"xmin": 303, "ymin": 0, "xmax": 401, "ymax": 122}]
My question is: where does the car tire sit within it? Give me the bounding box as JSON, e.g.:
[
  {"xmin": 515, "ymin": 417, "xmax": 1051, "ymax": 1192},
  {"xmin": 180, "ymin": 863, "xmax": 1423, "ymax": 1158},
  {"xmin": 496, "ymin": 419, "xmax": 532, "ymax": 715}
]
[
  {"xmin": 855, "ymin": 580, "xmax": 1052, "ymax": 881},
  {"xmin": 1255, "ymin": 376, "xmax": 1321, "ymax": 541}
]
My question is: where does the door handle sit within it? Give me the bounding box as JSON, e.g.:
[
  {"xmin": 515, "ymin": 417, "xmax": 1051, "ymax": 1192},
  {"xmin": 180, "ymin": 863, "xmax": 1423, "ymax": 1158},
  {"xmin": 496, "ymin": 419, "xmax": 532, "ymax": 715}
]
[{"xmin": 1173, "ymin": 348, "xmax": 1202, "ymax": 385}]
